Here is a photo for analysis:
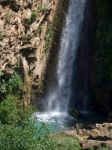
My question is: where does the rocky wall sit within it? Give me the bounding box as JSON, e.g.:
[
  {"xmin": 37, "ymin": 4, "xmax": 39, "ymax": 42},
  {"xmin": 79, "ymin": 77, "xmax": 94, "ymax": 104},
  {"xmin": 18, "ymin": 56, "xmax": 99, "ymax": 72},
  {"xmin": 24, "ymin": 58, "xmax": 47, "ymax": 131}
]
[{"xmin": 0, "ymin": 0, "xmax": 69, "ymax": 105}]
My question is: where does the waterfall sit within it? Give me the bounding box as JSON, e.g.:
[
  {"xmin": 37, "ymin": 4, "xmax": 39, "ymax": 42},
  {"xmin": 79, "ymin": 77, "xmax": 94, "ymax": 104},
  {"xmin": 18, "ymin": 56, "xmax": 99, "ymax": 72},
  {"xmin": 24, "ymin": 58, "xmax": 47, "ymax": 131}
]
[{"xmin": 36, "ymin": 0, "xmax": 87, "ymax": 121}]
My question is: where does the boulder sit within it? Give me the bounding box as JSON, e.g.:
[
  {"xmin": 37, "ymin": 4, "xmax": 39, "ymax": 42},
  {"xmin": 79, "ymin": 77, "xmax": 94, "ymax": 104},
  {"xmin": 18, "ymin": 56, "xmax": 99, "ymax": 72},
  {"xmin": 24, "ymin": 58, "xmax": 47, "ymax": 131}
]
[
  {"xmin": 82, "ymin": 140, "xmax": 112, "ymax": 149},
  {"xmin": 91, "ymin": 123, "xmax": 112, "ymax": 139},
  {"xmin": 61, "ymin": 123, "xmax": 112, "ymax": 149}
]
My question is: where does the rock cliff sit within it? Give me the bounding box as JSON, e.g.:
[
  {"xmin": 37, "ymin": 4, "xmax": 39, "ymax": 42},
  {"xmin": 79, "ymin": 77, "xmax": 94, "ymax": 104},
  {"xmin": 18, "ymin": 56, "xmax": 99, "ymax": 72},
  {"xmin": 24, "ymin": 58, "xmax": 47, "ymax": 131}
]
[{"xmin": 0, "ymin": 0, "xmax": 68, "ymax": 104}]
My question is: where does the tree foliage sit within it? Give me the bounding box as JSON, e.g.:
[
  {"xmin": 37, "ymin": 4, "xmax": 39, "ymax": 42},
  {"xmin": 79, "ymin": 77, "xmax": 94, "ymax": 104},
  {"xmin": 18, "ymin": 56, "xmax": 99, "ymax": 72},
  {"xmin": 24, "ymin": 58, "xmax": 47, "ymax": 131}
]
[{"xmin": 0, "ymin": 72, "xmax": 81, "ymax": 150}]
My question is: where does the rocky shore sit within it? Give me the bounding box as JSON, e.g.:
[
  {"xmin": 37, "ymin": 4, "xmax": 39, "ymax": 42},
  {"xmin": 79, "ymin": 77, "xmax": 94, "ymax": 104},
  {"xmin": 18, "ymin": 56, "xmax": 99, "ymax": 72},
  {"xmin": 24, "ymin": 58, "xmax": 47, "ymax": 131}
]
[{"xmin": 58, "ymin": 123, "xmax": 112, "ymax": 149}]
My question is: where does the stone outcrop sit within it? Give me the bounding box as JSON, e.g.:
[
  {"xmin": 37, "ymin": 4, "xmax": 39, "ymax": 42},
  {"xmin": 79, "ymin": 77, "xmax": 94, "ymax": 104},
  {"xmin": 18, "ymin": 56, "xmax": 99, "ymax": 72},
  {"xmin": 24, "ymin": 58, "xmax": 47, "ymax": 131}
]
[
  {"xmin": 0, "ymin": 0, "xmax": 68, "ymax": 104},
  {"xmin": 59, "ymin": 123, "xmax": 112, "ymax": 149},
  {"xmin": 2, "ymin": 0, "xmax": 70, "ymax": 106}
]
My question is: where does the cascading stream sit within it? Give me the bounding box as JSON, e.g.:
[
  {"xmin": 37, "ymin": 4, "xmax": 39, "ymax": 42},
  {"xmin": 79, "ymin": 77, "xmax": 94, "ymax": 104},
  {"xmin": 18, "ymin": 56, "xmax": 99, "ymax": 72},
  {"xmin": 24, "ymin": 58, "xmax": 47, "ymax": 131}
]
[{"xmin": 36, "ymin": 0, "xmax": 86, "ymax": 124}]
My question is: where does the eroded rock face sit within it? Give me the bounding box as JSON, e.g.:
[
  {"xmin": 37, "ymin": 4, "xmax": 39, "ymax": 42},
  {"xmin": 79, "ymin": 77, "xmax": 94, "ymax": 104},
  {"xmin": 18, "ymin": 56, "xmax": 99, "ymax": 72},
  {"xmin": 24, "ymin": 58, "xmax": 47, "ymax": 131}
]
[{"xmin": 0, "ymin": 0, "xmax": 57, "ymax": 103}]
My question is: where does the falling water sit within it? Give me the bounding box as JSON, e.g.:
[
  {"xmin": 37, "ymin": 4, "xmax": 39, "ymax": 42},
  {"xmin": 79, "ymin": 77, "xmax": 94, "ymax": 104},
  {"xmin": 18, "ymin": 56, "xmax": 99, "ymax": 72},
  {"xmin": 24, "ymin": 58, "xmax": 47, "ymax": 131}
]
[{"xmin": 35, "ymin": 0, "xmax": 87, "ymax": 128}]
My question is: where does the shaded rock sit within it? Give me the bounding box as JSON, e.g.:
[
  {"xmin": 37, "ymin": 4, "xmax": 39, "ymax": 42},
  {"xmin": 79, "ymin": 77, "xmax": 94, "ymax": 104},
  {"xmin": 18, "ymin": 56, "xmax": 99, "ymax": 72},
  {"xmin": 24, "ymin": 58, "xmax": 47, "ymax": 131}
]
[
  {"xmin": 20, "ymin": 45, "xmax": 36, "ymax": 56},
  {"xmin": 75, "ymin": 123, "xmax": 96, "ymax": 130},
  {"xmin": 76, "ymin": 123, "xmax": 84, "ymax": 130},
  {"xmin": 82, "ymin": 140, "xmax": 112, "ymax": 149}
]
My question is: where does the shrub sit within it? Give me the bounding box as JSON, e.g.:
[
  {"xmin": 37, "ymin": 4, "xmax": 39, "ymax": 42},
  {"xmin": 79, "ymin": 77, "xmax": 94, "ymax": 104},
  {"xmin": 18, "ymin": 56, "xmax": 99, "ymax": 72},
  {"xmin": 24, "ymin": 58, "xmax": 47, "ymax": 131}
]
[
  {"xmin": 7, "ymin": 72, "xmax": 22, "ymax": 94},
  {"xmin": 23, "ymin": 18, "xmax": 32, "ymax": 29},
  {"xmin": 52, "ymin": 136, "xmax": 81, "ymax": 150},
  {"xmin": 0, "ymin": 72, "xmax": 22, "ymax": 97},
  {"xmin": 0, "ymin": 95, "xmax": 34, "ymax": 125},
  {"xmin": 0, "ymin": 72, "xmax": 82, "ymax": 150},
  {"xmin": 23, "ymin": 11, "xmax": 37, "ymax": 30},
  {"xmin": 31, "ymin": 11, "xmax": 38, "ymax": 22},
  {"xmin": 0, "ymin": 95, "xmax": 38, "ymax": 150}
]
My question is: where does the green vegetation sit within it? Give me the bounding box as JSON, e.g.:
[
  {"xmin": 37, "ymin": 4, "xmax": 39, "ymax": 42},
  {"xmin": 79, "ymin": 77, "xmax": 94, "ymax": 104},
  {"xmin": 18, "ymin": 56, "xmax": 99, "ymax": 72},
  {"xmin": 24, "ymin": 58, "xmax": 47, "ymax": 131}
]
[
  {"xmin": 37, "ymin": 5, "xmax": 48, "ymax": 14},
  {"xmin": 0, "ymin": 72, "xmax": 39, "ymax": 150},
  {"xmin": 23, "ymin": 18, "xmax": 32, "ymax": 29},
  {"xmin": 22, "ymin": 11, "xmax": 38, "ymax": 30},
  {"xmin": 44, "ymin": 23, "xmax": 55, "ymax": 52},
  {"xmin": 0, "ymin": 72, "xmax": 109, "ymax": 150},
  {"xmin": 0, "ymin": 72, "xmax": 81, "ymax": 150},
  {"xmin": 0, "ymin": 95, "xmax": 38, "ymax": 150},
  {"xmin": 0, "ymin": 72, "xmax": 22, "ymax": 98},
  {"xmin": 0, "ymin": 73, "xmax": 80, "ymax": 150},
  {"xmin": 31, "ymin": 11, "xmax": 38, "ymax": 22},
  {"xmin": 90, "ymin": 147, "xmax": 109, "ymax": 150}
]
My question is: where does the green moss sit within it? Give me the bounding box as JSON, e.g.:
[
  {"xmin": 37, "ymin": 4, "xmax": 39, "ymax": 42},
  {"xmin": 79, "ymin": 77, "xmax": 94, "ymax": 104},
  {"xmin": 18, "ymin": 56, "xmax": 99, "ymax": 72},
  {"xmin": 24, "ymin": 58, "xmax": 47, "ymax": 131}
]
[
  {"xmin": 44, "ymin": 0, "xmax": 69, "ymax": 53},
  {"xmin": 44, "ymin": 23, "xmax": 55, "ymax": 52},
  {"xmin": 31, "ymin": 11, "xmax": 38, "ymax": 22}
]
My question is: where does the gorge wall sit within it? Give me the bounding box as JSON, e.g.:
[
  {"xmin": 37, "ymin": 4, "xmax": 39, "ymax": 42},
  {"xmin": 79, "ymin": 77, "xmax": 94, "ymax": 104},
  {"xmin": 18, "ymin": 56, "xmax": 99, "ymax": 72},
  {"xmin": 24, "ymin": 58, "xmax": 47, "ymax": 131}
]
[{"xmin": 0, "ymin": 0, "xmax": 69, "ymax": 105}]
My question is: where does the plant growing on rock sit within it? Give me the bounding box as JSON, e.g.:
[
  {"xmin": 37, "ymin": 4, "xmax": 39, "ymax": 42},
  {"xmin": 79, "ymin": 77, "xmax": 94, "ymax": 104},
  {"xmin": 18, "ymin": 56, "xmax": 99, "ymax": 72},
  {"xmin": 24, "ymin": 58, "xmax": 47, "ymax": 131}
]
[
  {"xmin": 0, "ymin": 95, "xmax": 39, "ymax": 150},
  {"xmin": 31, "ymin": 11, "xmax": 38, "ymax": 22},
  {"xmin": 38, "ymin": 5, "xmax": 48, "ymax": 14},
  {"xmin": 0, "ymin": 72, "xmax": 22, "ymax": 99},
  {"xmin": 0, "ymin": 31, "xmax": 5, "ymax": 41},
  {"xmin": 22, "ymin": 11, "xmax": 38, "ymax": 32},
  {"xmin": 44, "ymin": 23, "xmax": 55, "ymax": 52},
  {"xmin": 23, "ymin": 17, "xmax": 32, "ymax": 30}
]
